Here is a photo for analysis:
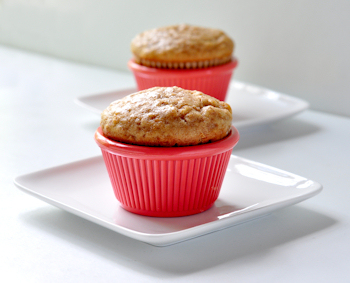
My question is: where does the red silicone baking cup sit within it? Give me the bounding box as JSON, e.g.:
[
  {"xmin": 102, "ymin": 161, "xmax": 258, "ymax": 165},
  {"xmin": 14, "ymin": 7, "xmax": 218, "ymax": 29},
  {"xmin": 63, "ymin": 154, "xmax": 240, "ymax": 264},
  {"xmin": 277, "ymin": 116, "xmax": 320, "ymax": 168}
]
[
  {"xmin": 95, "ymin": 126, "xmax": 239, "ymax": 217},
  {"xmin": 128, "ymin": 58, "xmax": 238, "ymax": 101}
]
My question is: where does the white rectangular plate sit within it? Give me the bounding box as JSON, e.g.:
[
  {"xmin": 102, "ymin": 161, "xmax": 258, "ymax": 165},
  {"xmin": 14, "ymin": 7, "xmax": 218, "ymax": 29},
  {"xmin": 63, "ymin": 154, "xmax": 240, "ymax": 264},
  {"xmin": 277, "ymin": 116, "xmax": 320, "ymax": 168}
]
[
  {"xmin": 14, "ymin": 155, "xmax": 322, "ymax": 246},
  {"xmin": 75, "ymin": 81, "xmax": 309, "ymax": 131}
]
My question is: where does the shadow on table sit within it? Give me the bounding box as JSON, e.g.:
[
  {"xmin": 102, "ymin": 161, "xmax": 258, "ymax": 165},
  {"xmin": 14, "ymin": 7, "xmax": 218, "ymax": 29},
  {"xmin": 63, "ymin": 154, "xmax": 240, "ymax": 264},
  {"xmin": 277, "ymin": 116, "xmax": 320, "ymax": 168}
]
[
  {"xmin": 19, "ymin": 204, "xmax": 336, "ymax": 278},
  {"xmin": 234, "ymin": 117, "xmax": 321, "ymax": 151}
]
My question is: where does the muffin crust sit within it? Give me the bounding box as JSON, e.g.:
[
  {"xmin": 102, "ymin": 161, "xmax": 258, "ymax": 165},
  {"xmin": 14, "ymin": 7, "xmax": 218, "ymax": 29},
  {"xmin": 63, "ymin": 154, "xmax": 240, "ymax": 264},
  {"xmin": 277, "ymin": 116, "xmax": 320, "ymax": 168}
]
[
  {"xmin": 101, "ymin": 86, "xmax": 232, "ymax": 146},
  {"xmin": 131, "ymin": 24, "xmax": 234, "ymax": 69}
]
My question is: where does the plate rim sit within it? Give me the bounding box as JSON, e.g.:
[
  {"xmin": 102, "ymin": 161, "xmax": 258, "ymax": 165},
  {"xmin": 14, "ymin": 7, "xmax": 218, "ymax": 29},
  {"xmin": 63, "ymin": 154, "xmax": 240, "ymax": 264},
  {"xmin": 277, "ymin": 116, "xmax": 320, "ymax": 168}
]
[
  {"xmin": 14, "ymin": 155, "xmax": 322, "ymax": 246},
  {"xmin": 74, "ymin": 81, "xmax": 309, "ymax": 130}
]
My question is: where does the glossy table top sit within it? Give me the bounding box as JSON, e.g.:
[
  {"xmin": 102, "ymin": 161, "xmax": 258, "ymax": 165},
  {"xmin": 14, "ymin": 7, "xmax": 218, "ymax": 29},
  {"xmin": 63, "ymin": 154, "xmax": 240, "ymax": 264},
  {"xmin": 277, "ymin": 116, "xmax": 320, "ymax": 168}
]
[{"xmin": 1, "ymin": 45, "xmax": 349, "ymax": 282}]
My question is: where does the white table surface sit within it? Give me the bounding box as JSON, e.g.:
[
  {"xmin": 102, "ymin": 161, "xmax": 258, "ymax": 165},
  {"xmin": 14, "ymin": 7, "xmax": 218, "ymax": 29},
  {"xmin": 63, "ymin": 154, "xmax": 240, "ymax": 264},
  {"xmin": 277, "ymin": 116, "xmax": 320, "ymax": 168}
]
[{"xmin": 1, "ymin": 45, "xmax": 349, "ymax": 283}]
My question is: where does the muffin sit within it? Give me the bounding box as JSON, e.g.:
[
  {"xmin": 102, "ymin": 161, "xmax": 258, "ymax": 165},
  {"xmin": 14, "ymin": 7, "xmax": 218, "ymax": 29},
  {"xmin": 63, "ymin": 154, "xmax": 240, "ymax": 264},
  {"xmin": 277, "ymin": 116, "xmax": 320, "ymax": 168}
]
[
  {"xmin": 128, "ymin": 24, "xmax": 238, "ymax": 101},
  {"xmin": 100, "ymin": 86, "xmax": 232, "ymax": 147},
  {"xmin": 130, "ymin": 24, "xmax": 234, "ymax": 69},
  {"xmin": 95, "ymin": 86, "xmax": 240, "ymax": 217}
]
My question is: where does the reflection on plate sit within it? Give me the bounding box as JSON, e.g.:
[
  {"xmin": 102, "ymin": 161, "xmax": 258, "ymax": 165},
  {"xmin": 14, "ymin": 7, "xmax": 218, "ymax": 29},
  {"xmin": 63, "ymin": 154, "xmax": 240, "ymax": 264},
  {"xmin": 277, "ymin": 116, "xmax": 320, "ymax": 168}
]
[
  {"xmin": 75, "ymin": 81, "xmax": 309, "ymax": 131},
  {"xmin": 14, "ymin": 155, "xmax": 322, "ymax": 246}
]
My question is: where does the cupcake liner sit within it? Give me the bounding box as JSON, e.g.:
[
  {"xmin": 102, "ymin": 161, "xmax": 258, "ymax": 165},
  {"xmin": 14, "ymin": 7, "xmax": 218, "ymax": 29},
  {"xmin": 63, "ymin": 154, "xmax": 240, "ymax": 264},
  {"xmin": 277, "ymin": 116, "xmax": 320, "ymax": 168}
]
[
  {"xmin": 134, "ymin": 56, "xmax": 232, "ymax": 69},
  {"xmin": 95, "ymin": 126, "xmax": 240, "ymax": 217},
  {"xmin": 128, "ymin": 58, "xmax": 238, "ymax": 101}
]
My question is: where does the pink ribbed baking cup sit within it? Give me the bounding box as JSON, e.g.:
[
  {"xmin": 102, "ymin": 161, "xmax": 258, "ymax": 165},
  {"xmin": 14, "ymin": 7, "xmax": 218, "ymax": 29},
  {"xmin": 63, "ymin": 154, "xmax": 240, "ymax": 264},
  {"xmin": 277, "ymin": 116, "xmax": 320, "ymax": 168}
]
[
  {"xmin": 94, "ymin": 126, "xmax": 240, "ymax": 217},
  {"xmin": 128, "ymin": 58, "xmax": 238, "ymax": 101}
]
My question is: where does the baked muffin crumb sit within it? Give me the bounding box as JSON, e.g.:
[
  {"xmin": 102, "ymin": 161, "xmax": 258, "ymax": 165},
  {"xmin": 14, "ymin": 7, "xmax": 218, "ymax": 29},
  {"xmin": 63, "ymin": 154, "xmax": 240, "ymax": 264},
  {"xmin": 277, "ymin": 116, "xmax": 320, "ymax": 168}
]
[
  {"xmin": 101, "ymin": 87, "xmax": 232, "ymax": 146},
  {"xmin": 131, "ymin": 24, "xmax": 234, "ymax": 69}
]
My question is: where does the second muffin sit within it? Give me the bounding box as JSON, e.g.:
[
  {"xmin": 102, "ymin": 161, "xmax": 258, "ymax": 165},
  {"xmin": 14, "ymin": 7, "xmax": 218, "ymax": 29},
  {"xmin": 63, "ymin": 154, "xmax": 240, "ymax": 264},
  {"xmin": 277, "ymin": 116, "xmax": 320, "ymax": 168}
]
[
  {"xmin": 128, "ymin": 24, "xmax": 238, "ymax": 101},
  {"xmin": 130, "ymin": 24, "xmax": 234, "ymax": 69}
]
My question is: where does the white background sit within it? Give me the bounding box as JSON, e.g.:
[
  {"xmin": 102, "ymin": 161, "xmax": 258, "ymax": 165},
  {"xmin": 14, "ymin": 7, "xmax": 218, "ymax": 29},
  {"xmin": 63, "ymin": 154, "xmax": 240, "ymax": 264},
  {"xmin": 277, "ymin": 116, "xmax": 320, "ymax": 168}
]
[{"xmin": 0, "ymin": 0, "xmax": 349, "ymax": 117}]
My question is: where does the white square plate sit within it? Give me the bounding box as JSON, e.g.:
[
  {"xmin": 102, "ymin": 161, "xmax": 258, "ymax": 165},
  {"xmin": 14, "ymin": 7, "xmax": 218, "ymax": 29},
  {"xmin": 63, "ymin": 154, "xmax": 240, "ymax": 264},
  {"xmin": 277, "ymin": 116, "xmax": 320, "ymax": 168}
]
[
  {"xmin": 75, "ymin": 81, "xmax": 309, "ymax": 131},
  {"xmin": 14, "ymin": 155, "xmax": 322, "ymax": 246}
]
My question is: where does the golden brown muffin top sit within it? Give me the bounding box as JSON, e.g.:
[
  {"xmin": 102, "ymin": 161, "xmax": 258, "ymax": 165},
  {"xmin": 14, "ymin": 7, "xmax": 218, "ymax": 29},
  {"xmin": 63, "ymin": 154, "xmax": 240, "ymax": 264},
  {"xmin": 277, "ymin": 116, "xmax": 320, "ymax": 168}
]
[
  {"xmin": 130, "ymin": 24, "xmax": 234, "ymax": 69},
  {"xmin": 101, "ymin": 86, "xmax": 233, "ymax": 147}
]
